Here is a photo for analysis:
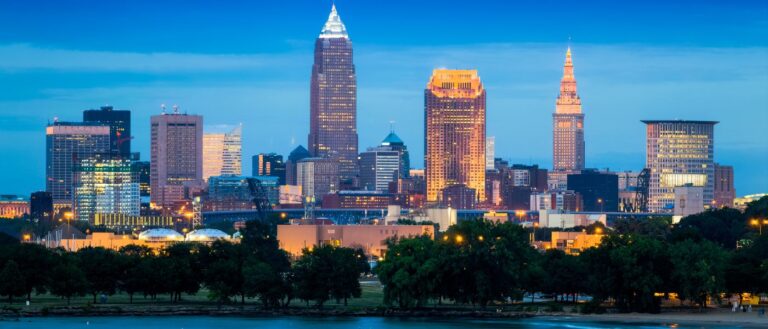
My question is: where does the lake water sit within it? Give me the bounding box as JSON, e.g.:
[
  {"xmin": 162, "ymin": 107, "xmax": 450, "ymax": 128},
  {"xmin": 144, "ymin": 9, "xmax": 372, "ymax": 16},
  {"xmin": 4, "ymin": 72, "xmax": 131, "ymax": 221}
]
[{"xmin": 0, "ymin": 316, "xmax": 750, "ymax": 329}]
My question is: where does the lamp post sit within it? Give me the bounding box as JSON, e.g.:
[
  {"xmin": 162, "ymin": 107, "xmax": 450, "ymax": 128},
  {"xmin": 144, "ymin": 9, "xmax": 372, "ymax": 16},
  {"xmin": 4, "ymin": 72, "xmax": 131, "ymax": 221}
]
[
  {"xmin": 597, "ymin": 198, "xmax": 604, "ymax": 213},
  {"xmin": 751, "ymin": 218, "xmax": 767, "ymax": 235}
]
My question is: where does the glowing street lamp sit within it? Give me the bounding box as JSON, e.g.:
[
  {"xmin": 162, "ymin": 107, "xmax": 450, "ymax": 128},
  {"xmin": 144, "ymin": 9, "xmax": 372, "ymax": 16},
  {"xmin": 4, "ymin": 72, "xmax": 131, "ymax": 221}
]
[
  {"xmin": 751, "ymin": 218, "xmax": 766, "ymax": 235},
  {"xmin": 455, "ymin": 235, "xmax": 464, "ymax": 244}
]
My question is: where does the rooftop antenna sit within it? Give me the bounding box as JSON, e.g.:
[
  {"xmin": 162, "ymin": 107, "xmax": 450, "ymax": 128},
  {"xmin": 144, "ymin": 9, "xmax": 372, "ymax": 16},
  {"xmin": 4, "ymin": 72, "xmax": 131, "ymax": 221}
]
[
  {"xmin": 173, "ymin": 104, "xmax": 179, "ymax": 114},
  {"xmin": 161, "ymin": 104, "xmax": 166, "ymax": 114},
  {"xmin": 389, "ymin": 120, "xmax": 396, "ymax": 133}
]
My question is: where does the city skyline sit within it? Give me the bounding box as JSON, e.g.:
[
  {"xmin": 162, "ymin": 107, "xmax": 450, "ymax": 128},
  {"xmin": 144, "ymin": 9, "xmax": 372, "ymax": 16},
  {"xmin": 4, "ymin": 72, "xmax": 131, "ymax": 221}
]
[{"xmin": 0, "ymin": 1, "xmax": 766, "ymax": 196}]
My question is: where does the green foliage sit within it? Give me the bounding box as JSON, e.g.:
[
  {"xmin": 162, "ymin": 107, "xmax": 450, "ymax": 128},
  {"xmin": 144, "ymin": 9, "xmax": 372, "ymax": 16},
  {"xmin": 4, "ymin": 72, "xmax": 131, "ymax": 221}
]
[
  {"xmin": 375, "ymin": 236, "xmax": 440, "ymax": 308},
  {"xmin": 49, "ymin": 254, "xmax": 88, "ymax": 304},
  {"xmin": 672, "ymin": 208, "xmax": 747, "ymax": 249},
  {"xmin": 669, "ymin": 239, "xmax": 727, "ymax": 307},
  {"xmin": 76, "ymin": 247, "xmax": 123, "ymax": 303},
  {"xmin": 580, "ymin": 234, "xmax": 670, "ymax": 313},
  {"xmin": 539, "ymin": 249, "xmax": 585, "ymax": 301},
  {"xmin": 0, "ymin": 260, "xmax": 26, "ymax": 303},
  {"xmin": 292, "ymin": 245, "xmax": 367, "ymax": 307},
  {"xmin": 725, "ymin": 235, "xmax": 768, "ymax": 295}
]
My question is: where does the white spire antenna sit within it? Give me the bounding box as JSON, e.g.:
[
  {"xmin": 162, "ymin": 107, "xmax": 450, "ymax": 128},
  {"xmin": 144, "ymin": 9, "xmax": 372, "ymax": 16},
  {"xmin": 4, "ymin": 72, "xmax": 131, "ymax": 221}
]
[
  {"xmin": 173, "ymin": 104, "xmax": 179, "ymax": 114},
  {"xmin": 161, "ymin": 104, "xmax": 166, "ymax": 114},
  {"xmin": 389, "ymin": 120, "xmax": 396, "ymax": 133}
]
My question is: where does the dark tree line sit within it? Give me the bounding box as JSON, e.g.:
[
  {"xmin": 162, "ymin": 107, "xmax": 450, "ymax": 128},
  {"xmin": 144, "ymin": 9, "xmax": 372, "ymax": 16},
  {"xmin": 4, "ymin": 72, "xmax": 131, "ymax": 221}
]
[
  {"xmin": 377, "ymin": 197, "xmax": 768, "ymax": 313},
  {"xmin": 0, "ymin": 219, "xmax": 369, "ymax": 307}
]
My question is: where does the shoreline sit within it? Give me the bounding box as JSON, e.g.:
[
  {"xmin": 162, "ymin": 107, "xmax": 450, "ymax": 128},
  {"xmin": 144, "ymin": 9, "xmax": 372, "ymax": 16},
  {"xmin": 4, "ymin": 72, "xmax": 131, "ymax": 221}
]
[{"xmin": 2, "ymin": 305, "xmax": 767, "ymax": 326}]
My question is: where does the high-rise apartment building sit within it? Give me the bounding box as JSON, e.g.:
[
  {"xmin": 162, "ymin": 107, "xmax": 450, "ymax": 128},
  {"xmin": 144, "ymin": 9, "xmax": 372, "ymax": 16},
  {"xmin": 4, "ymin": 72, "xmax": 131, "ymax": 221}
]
[
  {"xmin": 643, "ymin": 120, "xmax": 717, "ymax": 213},
  {"xmin": 551, "ymin": 48, "xmax": 586, "ymax": 190},
  {"xmin": 83, "ymin": 106, "xmax": 131, "ymax": 157},
  {"xmin": 308, "ymin": 5, "xmax": 358, "ymax": 182},
  {"xmin": 359, "ymin": 147, "xmax": 400, "ymax": 192},
  {"xmin": 46, "ymin": 122, "xmax": 111, "ymax": 209},
  {"xmin": 296, "ymin": 157, "xmax": 339, "ymax": 201},
  {"xmin": 253, "ymin": 153, "xmax": 286, "ymax": 185},
  {"xmin": 285, "ymin": 145, "xmax": 311, "ymax": 186},
  {"xmin": 150, "ymin": 113, "xmax": 203, "ymax": 209},
  {"xmin": 381, "ymin": 130, "xmax": 410, "ymax": 179},
  {"xmin": 485, "ymin": 136, "xmax": 495, "ymax": 171},
  {"xmin": 74, "ymin": 156, "xmax": 140, "ymax": 221},
  {"xmin": 713, "ymin": 163, "xmax": 735, "ymax": 208},
  {"xmin": 202, "ymin": 125, "xmax": 242, "ymax": 181},
  {"xmin": 131, "ymin": 161, "xmax": 151, "ymax": 197},
  {"xmin": 425, "ymin": 69, "xmax": 486, "ymax": 203},
  {"xmin": 567, "ymin": 169, "xmax": 618, "ymax": 212}
]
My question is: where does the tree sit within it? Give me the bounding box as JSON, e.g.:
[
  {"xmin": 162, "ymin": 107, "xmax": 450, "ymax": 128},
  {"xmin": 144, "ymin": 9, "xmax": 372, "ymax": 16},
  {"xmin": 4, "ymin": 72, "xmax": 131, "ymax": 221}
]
[
  {"xmin": 49, "ymin": 254, "xmax": 88, "ymax": 304},
  {"xmin": 539, "ymin": 249, "xmax": 585, "ymax": 302},
  {"xmin": 202, "ymin": 241, "xmax": 245, "ymax": 304},
  {"xmin": 0, "ymin": 260, "xmax": 26, "ymax": 303},
  {"xmin": 581, "ymin": 234, "xmax": 671, "ymax": 313},
  {"xmin": 725, "ymin": 235, "xmax": 768, "ymax": 299},
  {"xmin": 672, "ymin": 208, "xmax": 746, "ymax": 249},
  {"xmin": 438, "ymin": 220, "xmax": 535, "ymax": 306},
  {"xmin": 118, "ymin": 244, "xmax": 154, "ymax": 303},
  {"xmin": 613, "ymin": 217, "xmax": 672, "ymax": 240},
  {"xmin": 76, "ymin": 247, "xmax": 124, "ymax": 303},
  {"xmin": 9, "ymin": 243, "xmax": 57, "ymax": 301},
  {"xmin": 669, "ymin": 239, "xmax": 727, "ymax": 308},
  {"xmin": 291, "ymin": 245, "xmax": 367, "ymax": 308},
  {"xmin": 375, "ymin": 236, "xmax": 441, "ymax": 308},
  {"xmin": 243, "ymin": 258, "xmax": 288, "ymax": 308},
  {"xmin": 163, "ymin": 243, "xmax": 204, "ymax": 302}
]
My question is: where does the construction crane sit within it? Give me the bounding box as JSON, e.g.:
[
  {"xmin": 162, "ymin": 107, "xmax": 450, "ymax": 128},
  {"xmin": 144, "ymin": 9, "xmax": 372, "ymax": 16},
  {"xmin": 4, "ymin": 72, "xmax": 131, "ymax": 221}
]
[{"xmin": 246, "ymin": 177, "xmax": 272, "ymax": 221}]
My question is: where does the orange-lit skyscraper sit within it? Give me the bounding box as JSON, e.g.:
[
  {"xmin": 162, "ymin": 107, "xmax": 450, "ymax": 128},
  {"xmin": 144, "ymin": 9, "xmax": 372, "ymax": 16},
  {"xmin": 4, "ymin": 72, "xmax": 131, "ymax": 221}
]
[
  {"xmin": 308, "ymin": 5, "xmax": 358, "ymax": 183},
  {"xmin": 425, "ymin": 69, "xmax": 486, "ymax": 203},
  {"xmin": 551, "ymin": 48, "xmax": 585, "ymax": 189}
]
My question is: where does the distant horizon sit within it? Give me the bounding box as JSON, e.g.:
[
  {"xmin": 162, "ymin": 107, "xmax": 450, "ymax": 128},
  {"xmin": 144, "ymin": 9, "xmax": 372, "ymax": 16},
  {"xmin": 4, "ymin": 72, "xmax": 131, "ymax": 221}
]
[{"xmin": 0, "ymin": 0, "xmax": 766, "ymax": 196}]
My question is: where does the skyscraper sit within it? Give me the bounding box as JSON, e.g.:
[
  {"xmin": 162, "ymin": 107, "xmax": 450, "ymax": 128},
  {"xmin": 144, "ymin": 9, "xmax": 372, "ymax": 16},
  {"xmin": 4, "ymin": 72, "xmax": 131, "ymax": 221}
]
[
  {"xmin": 359, "ymin": 146, "xmax": 400, "ymax": 192},
  {"xmin": 485, "ymin": 136, "xmax": 495, "ymax": 171},
  {"xmin": 425, "ymin": 69, "xmax": 486, "ymax": 203},
  {"xmin": 150, "ymin": 112, "xmax": 203, "ymax": 209},
  {"xmin": 30, "ymin": 191, "xmax": 53, "ymax": 224},
  {"xmin": 713, "ymin": 163, "xmax": 735, "ymax": 208},
  {"xmin": 551, "ymin": 48, "xmax": 586, "ymax": 190},
  {"xmin": 46, "ymin": 122, "xmax": 110, "ymax": 209},
  {"xmin": 253, "ymin": 153, "xmax": 286, "ymax": 185},
  {"xmin": 74, "ymin": 155, "xmax": 140, "ymax": 221},
  {"xmin": 296, "ymin": 157, "xmax": 339, "ymax": 201},
  {"xmin": 308, "ymin": 5, "xmax": 358, "ymax": 183},
  {"xmin": 286, "ymin": 145, "xmax": 311, "ymax": 186},
  {"xmin": 381, "ymin": 130, "xmax": 411, "ymax": 179},
  {"xmin": 643, "ymin": 120, "xmax": 717, "ymax": 213},
  {"xmin": 203, "ymin": 125, "xmax": 242, "ymax": 181},
  {"xmin": 83, "ymin": 106, "xmax": 131, "ymax": 157}
]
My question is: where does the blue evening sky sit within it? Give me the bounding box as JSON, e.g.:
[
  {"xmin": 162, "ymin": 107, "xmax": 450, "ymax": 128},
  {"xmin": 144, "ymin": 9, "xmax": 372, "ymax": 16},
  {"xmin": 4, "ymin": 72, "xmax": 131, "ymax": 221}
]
[{"xmin": 0, "ymin": 0, "xmax": 766, "ymax": 195}]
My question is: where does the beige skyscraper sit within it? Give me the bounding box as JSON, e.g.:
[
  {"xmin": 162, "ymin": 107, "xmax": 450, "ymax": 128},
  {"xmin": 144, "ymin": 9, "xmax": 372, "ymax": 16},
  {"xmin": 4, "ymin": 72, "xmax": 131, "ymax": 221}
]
[
  {"xmin": 550, "ymin": 47, "xmax": 586, "ymax": 190},
  {"xmin": 425, "ymin": 69, "xmax": 486, "ymax": 203},
  {"xmin": 203, "ymin": 125, "xmax": 242, "ymax": 181}
]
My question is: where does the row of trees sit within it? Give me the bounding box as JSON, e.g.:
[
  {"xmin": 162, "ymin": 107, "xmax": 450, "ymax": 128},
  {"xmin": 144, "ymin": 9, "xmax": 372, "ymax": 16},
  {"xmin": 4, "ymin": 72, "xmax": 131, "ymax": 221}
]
[
  {"xmin": 0, "ymin": 220, "xmax": 369, "ymax": 307},
  {"xmin": 377, "ymin": 198, "xmax": 768, "ymax": 312}
]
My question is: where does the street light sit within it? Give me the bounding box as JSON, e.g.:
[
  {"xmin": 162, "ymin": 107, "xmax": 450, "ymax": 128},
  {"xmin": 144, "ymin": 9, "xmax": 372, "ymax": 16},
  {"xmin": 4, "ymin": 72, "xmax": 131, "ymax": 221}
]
[
  {"xmin": 751, "ymin": 218, "xmax": 766, "ymax": 235},
  {"xmin": 455, "ymin": 235, "xmax": 464, "ymax": 244},
  {"xmin": 597, "ymin": 198, "xmax": 604, "ymax": 212},
  {"xmin": 595, "ymin": 227, "xmax": 603, "ymax": 235}
]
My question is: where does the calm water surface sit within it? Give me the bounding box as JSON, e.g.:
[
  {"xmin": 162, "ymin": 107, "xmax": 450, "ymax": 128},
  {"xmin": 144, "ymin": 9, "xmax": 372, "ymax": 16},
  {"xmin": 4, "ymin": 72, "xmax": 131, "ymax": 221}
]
[{"xmin": 0, "ymin": 316, "xmax": 749, "ymax": 329}]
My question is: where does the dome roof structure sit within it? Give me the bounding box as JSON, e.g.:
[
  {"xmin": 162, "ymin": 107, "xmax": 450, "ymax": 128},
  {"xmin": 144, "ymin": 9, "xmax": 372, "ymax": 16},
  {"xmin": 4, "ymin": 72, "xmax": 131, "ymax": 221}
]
[
  {"xmin": 138, "ymin": 228, "xmax": 184, "ymax": 242},
  {"xmin": 185, "ymin": 228, "xmax": 231, "ymax": 242}
]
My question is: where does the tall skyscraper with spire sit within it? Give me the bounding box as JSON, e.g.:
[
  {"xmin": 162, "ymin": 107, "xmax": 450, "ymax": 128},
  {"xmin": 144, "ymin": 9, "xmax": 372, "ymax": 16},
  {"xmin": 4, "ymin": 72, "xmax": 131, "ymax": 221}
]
[
  {"xmin": 308, "ymin": 4, "xmax": 358, "ymax": 183},
  {"xmin": 550, "ymin": 47, "xmax": 585, "ymax": 190}
]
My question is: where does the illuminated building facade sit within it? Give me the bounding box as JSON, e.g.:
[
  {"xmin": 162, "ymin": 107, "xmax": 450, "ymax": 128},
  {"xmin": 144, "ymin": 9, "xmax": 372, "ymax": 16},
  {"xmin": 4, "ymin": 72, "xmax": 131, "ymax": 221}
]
[
  {"xmin": 643, "ymin": 120, "xmax": 717, "ymax": 213},
  {"xmin": 202, "ymin": 125, "xmax": 242, "ymax": 181},
  {"xmin": 150, "ymin": 113, "xmax": 203, "ymax": 209},
  {"xmin": 46, "ymin": 122, "xmax": 111, "ymax": 209},
  {"xmin": 253, "ymin": 153, "xmax": 286, "ymax": 185},
  {"xmin": 74, "ymin": 156, "xmax": 140, "ymax": 221},
  {"xmin": 0, "ymin": 195, "xmax": 29, "ymax": 219},
  {"xmin": 425, "ymin": 69, "xmax": 486, "ymax": 203},
  {"xmin": 131, "ymin": 161, "xmax": 150, "ymax": 197},
  {"xmin": 713, "ymin": 163, "xmax": 735, "ymax": 208},
  {"xmin": 83, "ymin": 106, "xmax": 131, "ymax": 157},
  {"xmin": 296, "ymin": 157, "xmax": 339, "ymax": 200},
  {"xmin": 278, "ymin": 224, "xmax": 434, "ymax": 258},
  {"xmin": 359, "ymin": 146, "xmax": 400, "ymax": 192},
  {"xmin": 308, "ymin": 5, "xmax": 358, "ymax": 182},
  {"xmin": 321, "ymin": 190, "xmax": 394, "ymax": 209},
  {"xmin": 551, "ymin": 48, "xmax": 585, "ymax": 190}
]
